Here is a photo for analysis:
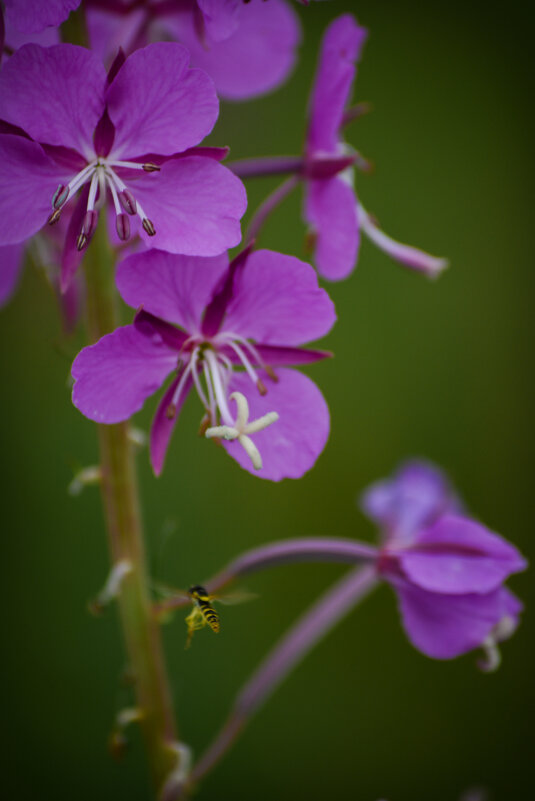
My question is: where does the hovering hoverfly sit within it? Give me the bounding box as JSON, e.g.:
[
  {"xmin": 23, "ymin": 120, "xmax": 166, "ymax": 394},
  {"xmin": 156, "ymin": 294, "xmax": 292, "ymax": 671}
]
[{"xmin": 153, "ymin": 582, "xmax": 256, "ymax": 648}]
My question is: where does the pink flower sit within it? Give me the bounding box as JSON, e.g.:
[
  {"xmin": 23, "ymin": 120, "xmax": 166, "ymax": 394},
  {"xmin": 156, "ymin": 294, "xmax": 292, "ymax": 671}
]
[
  {"xmin": 71, "ymin": 247, "xmax": 336, "ymax": 481},
  {"xmin": 0, "ymin": 42, "xmax": 246, "ymax": 289},
  {"xmin": 87, "ymin": 0, "xmax": 301, "ymax": 101},
  {"xmin": 304, "ymin": 14, "xmax": 448, "ymax": 280}
]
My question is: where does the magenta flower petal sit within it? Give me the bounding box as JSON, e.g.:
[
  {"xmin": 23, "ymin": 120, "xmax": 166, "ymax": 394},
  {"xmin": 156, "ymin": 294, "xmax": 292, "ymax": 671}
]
[
  {"xmin": 221, "ymin": 369, "xmax": 329, "ymax": 481},
  {"xmin": 116, "ymin": 249, "xmax": 228, "ymax": 332},
  {"xmin": 167, "ymin": 0, "xmax": 301, "ymax": 101},
  {"xmin": 0, "ymin": 44, "xmax": 106, "ymax": 152},
  {"xmin": 304, "ymin": 176, "xmax": 359, "ymax": 280},
  {"xmin": 361, "ymin": 460, "xmax": 462, "ymax": 544},
  {"xmin": 197, "ymin": 0, "xmax": 241, "ymax": 41},
  {"xmin": 150, "ymin": 372, "xmax": 194, "ymax": 477},
  {"xmin": 0, "ymin": 134, "xmax": 68, "ymax": 245},
  {"xmin": 71, "ymin": 325, "xmax": 178, "ymax": 424},
  {"xmin": 255, "ymin": 344, "xmax": 332, "ymax": 367},
  {"xmin": 0, "ymin": 242, "xmax": 24, "ymax": 305},
  {"xmin": 223, "ymin": 249, "xmax": 336, "ymax": 346},
  {"xmin": 307, "ymin": 14, "xmax": 367, "ymax": 154},
  {"xmin": 392, "ymin": 578, "xmax": 511, "ymax": 660},
  {"xmin": 4, "ymin": 0, "xmax": 80, "ymax": 34},
  {"xmin": 398, "ymin": 515, "xmax": 527, "ymax": 595},
  {"xmin": 132, "ymin": 156, "xmax": 246, "ymax": 255},
  {"xmin": 106, "ymin": 43, "xmax": 219, "ymax": 158}
]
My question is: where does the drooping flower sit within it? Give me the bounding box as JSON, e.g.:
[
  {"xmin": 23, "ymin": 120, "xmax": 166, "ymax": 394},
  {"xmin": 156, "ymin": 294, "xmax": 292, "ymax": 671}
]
[
  {"xmin": 87, "ymin": 0, "xmax": 301, "ymax": 101},
  {"xmin": 303, "ymin": 14, "xmax": 448, "ymax": 280},
  {"xmin": 0, "ymin": 42, "xmax": 246, "ymax": 289},
  {"xmin": 71, "ymin": 247, "xmax": 335, "ymax": 480},
  {"xmin": 361, "ymin": 460, "xmax": 527, "ymax": 661}
]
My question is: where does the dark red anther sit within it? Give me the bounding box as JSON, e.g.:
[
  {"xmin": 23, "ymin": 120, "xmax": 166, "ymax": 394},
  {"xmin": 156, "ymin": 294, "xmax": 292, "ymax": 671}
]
[
  {"xmin": 82, "ymin": 210, "xmax": 97, "ymax": 239},
  {"xmin": 116, "ymin": 213, "xmax": 130, "ymax": 242},
  {"xmin": 119, "ymin": 189, "xmax": 137, "ymax": 216},
  {"xmin": 47, "ymin": 209, "xmax": 61, "ymax": 225},
  {"xmin": 142, "ymin": 218, "xmax": 156, "ymax": 236}
]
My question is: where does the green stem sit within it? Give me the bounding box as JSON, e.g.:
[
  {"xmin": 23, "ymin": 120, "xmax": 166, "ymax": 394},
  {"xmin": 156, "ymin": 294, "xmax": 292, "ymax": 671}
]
[{"xmin": 84, "ymin": 221, "xmax": 178, "ymax": 794}]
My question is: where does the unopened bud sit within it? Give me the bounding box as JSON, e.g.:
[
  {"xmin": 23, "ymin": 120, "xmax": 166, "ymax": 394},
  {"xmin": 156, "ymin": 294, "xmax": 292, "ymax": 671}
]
[
  {"xmin": 116, "ymin": 213, "xmax": 130, "ymax": 241},
  {"xmin": 142, "ymin": 217, "xmax": 156, "ymax": 236},
  {"xmin": 119, "ymin": 189, "xmax": 137, "ymax": 215},
  {"xmin": 142, "ymin": 163, "xmax": 160, "ymax": 172}
]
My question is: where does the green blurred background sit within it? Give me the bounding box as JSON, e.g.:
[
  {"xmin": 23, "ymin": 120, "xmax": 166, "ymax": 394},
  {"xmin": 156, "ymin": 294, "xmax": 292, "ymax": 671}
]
[{"xmin": 1, "ymin": 1, "xmax": 533, "ymax": 798}]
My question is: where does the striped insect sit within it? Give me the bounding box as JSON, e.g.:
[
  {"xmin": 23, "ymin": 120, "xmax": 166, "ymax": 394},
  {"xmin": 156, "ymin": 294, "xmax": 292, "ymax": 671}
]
[{"xmin": 185, "ymin": 584, "xmax": 221, "ymax": 648}]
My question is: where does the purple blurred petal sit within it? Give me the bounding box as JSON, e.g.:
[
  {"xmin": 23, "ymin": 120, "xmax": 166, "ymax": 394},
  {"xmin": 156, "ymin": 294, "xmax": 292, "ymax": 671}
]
[
  {"xmin": 399, "ymin": 515, "xmax": 527, "ymax": 595},
  {"xmin": 150, "ymin": 371, "xmax": 193, "ymax": 476},
  {"xmin": 0, "ymin": 242, "xmax": 24, "ymax": 305},
  {"xmin": 131, "ymin": 156, "xmax": 246, "ymax": 255},
  {"xmin": 4, "ymin": 16, "xmax": 59, "ymax": 50},
  {"xmin": 87, "ymin": 6, "xmax": 147, "ymax": 65},
  {"xmin": 60, "ymin": 184, "xmax": 88, "ymax": 292},
  {"xmin": 223, "ymin": 249, "xmax": 336, "ymax": 346},
  {"xmin": 358, "ymin": 204, "xmax": 449, "ymax": 278},
  {"xmin": 392, "ymin": 579, "xmax": 510, "ymax": 659},
  {"xmin": 167, "ymin": 0, "xmax": 301, "ymax": 101},
  {"xmin": 221, "ymin": 369, "xmax": 329, "ymax": 481},
  {"xmin": 107, "ymin": 43, "xmax": 219, "ymax": 158},
  {"xmin": 0, "ymin": 134, "xmax": 68, "ymax": 245},
  {"xmin": 304, "ymin": 176, "xmax": 360, "ymax": 280},
  {"xmin": 71, "ymin": 324, "xmax": 178, "ymax": 423},
  {"xmin": 197, "ymin": 0, "xmax": 241, "ymax": 41},
  {"xmin": 4, "ymin": 0, "xmax": 80, "ymax": 34},
  {"xmin": 361, "ymin": 460, "xmax": 462, "ymax": 544},
  {"xmin": 307, "ymin": 14, "xmax": 367, "ymax": 154},
  {"xmin": 116, "ymin": 248, "xmax": 228, "ymax": 332},
  {"xmin": 0, "ymin": 44, "xmax": 106, "ymax": 152}
]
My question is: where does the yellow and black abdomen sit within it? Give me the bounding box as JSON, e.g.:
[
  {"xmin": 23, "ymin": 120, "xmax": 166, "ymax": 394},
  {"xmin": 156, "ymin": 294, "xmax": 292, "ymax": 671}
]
[{"xmin": 189, "ymin": 585, "xmax": 220, "ymax": 633}]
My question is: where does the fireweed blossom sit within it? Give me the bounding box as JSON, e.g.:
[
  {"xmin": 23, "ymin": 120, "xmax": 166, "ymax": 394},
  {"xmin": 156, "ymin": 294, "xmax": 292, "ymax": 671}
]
[
  {"xmin": 71, "ymin": 247, "xmax": 335, "ymax": 480},
  {"xmin": 235, "ymin": 13, "xmax": 447, "ymax": 281},
  {"xmin": 86, "ymin": 0, "xmax": 301, "ymax": 101},
  {"xmin": 362, "ymin": 460, "xmax": 527, "ymax": 662},
  {"xmin": 0, "ymin": 42, "xmax": 246, "ymax": 289},
  {"xmin": 303, "ymin": 14, "xmax": 448, "ymax": 280}
]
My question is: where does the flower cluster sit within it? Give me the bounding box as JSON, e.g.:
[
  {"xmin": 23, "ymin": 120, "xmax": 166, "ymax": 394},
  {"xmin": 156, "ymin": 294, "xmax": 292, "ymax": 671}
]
[{"xmin": 0, "ymin": 2, "xmax": 527, "ymax": 791}]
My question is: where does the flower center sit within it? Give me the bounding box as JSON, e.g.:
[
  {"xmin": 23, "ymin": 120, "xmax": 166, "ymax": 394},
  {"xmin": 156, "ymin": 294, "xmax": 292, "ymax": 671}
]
[
  {"xmin": 165, "ymin": 332, "xmax": 279, "ymax": 470},
  {"xmin": 48, "ymin": 158, "xmax": 159, "ymax": 250}
]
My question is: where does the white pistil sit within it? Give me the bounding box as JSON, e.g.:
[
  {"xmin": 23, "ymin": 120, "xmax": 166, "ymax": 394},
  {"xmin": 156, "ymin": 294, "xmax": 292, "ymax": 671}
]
[{"xmin": 205, "ymin": 392, "xmax": 279, "ymax": 471}]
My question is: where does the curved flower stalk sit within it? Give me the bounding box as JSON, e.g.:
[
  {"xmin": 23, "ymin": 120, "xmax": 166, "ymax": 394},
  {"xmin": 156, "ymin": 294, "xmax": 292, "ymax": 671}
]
[
  {"xmin": 0, "ymin": 42, "xmax": 246, "ymax": 290},
  {"xmin": 157, "ymin": 462, "xmax": 525, "ymax": 664},
  {"xmin": 156, "ymin": 461, "xmax": 525, "ymax": 791},
  {"xmin": 71, "ymin": 246, "xmax": 336, "ymax": 480},
  {"xmin": 86, "ymin": 0, "xmax": 301, "ymax": 101},
  {"xmin": 232, "ymin": 13, "xmax": 448, "ymax": 281}
]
